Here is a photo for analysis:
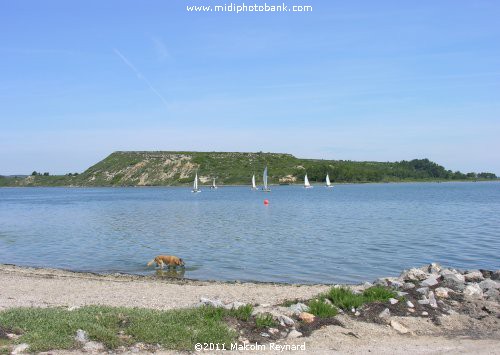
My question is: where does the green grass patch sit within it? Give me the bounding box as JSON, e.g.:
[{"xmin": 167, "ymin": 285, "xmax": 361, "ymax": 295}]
[
  {"xmin": 307, "ymin": 299, "xmax": 338, "ymax": 318},
  {"xmin": 227, "ymin": 305, "xmax": 253, "ymax": 322},
  {"xmin": 0, "ymin": 306, "xmax": 237, "ymax": 352},
  {"xmin": 255, "ymin": 313, "xmax": 276, "ymax": 329},
  {"xmin": 321, "ymin": 286, "xmax": 397, "ymax": 311}
]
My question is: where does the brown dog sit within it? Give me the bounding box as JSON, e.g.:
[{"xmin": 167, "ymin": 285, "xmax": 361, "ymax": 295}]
[{"xmin": 147, "ymin": 255, "xmax": 185, "ymax": 269}]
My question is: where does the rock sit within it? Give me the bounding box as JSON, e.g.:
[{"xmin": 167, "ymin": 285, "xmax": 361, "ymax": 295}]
[
  {"xmin": 418, "ymin": 297, "xmax": 430, "ymax": 305},
  {"xmin": 406, "ymin": 300, "xmax": 414, "ymax": 308},
  {"xmin": 351, "ymin": 308, "xmax": 356, "ymax": 313},
  {"xmin": 401, "ymin": 268, "xmax": 429, "ymax": 281},
  {"xmin": 83, "ymin": 341, "xmax": 105, "ymax": 352},
  {"xmin": 429, "ymin": 263, "xmax": 442, "ymax": 274},
  {"xmin": 378, "ymin": 308, "xmax": 391, "ymax": 321},
  {"xmin": 421, "ymin": 275, "xmax": 439, "ymax": 287},
  {"xmin": 491, "ymin": 270, "xmax": 500, "ymax": 280},
  {"xmin": 68, "ymin": 305, "xmax": 80, "ymax": 311},
  {"xmin": 299, "ymin": 312, "xmax": 315, "ymax": 323},
  {"xmin": 464, "ymin": 284, "xmax": 484, "ymax": 298},
  {"xmin": 422, "ymin": 311, "xmax": 429, "ymax": 316},
  {"xmin": 389, "ymin": 298, "xmax": 399, "ymax": 305},
  {"xmin": 408, "ymin": 308, "xmax": 415, "ymax": 313},
  {"xmin": 75, "ymin": 329, "xmax": 88, "ymax": 343},
  {"xmin": 287, "ymin": 329, "xmax": 302, "ymax": 339},
  {"xmin": 223, "ymin": 301, "xmax": 246, "ymax": 310},
  {"xmin": 397, "ymin": 291, "xmax": 408, "ymax": 297},
  {"xmin": 434, "ymin": 287, "xmax": 450, "ymax": 298},
  {"xmin": 199, "ymin": 297, "xmax": 224, "ymax": 308},
  {"xmin": 428, "ymin": 291, "xmax": 438, "ymax": 308},
  {"xmin": 484, "ymin": 288, "xmax": 500, "ymax": 301},
  {"xmin": 402, "ymin": 282, "xmax": 416, "ymax": 290},
  {"xmin": 11, "ymin": 344, "xmax": 29, "ymax": 354},
  {"xmin": 268, "ymin": 328, "xmax": 279, "ymax": 335},
  {"xmin": 441, "ymin": 271, "xmax": 465, "ymax": 282},
  {"xmin": 390, "ymin": 320, "xmax": 410, "ymax": 334},
  {"xmin": 260, "ymin": 332, "xmax": 270, "ymax": 338},
  {"xmin": 278, "ymin": 314, "xmax": 295, "ymax": 327},
  {"xmin": 355, "ymin": 311, "xmax": 360, "ymax": 316},
  {"xmin": 478, "ymin": 279, "xmax": 500, "ymax": 291},
  {"xmin": 416, "ymin": 287, "xmax": 429, "ymax": 296},
  {"xmin": 362, "ymin": 281, "xmax": 374, "ymax": 289},
  {"xmin": 289, "ymin": 302, "xmax": 309, "ymax": 315},
  {"xmin": 238, "ymin": 337, "xmax": 250, "ymax": 345},
  {"xmin": 464, "ymin": 270, "xmax": 484, "ymax": 282},
  {"xmin": 441, "ymin": 273, "xmax": 465, "ymax": 291}
]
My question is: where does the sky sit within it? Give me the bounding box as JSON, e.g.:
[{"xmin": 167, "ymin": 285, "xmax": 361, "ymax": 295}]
[{"xmin": 1, "ymin": 0, "xmax": 499, "ymax": 175}]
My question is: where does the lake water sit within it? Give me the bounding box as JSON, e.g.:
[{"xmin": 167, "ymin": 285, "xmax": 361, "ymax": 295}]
[{"xmin": 0, "ymin": 182, "xmax": 499, "ymax": 284}]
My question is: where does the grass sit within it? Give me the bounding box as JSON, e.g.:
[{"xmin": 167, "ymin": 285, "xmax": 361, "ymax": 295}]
[
  {"xmin": 255, "ymin": 313, "xmax": 277, "ymax": 329},
  {"xmin": 227, "ymin": 304, "xmax": 253, "ymax": 322},
  {"xmin": 320, "ymin": 285, "xmax": 398, "ymax": 311},
  {"xmin": 0, "ymin": 306, "xmax": 237, "ymax": 352},
  {"xmin": 307, "ymin": 299, "xmax": 338, "ymax": 318}
]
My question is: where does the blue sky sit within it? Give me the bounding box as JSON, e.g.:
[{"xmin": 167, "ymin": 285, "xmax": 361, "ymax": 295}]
[{"xmin": 1, "ymin": 0, "xmax": 499, "ymax": 175}]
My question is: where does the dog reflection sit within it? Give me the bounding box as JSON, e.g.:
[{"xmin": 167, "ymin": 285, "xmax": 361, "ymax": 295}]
[{"xmin": 155, "ymin": 268, "xmax": 185, "ymax": 279}]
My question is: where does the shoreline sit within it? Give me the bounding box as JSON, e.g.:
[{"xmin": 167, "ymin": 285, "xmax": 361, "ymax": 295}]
[
  {"xmin": 1, "ymin": 179, "xmax": 498, "ymax": 189},
  {"xmin": 1, "ymin": 263, "xmax": 499, "ymax": 354}
]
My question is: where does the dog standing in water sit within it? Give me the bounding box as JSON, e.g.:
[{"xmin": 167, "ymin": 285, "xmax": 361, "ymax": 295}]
[{"xmin": 147, "ymin": 255, "xmax": 185, "ymax": 269}]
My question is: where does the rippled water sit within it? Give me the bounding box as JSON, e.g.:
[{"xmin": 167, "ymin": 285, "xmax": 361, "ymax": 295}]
[{"xmin": 1, "ymin": 182, "xmax": 499, "ymax": 284}]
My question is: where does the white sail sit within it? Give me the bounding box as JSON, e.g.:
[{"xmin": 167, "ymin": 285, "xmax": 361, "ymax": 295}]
[
  {"xmin": 192, "ymin": 172, "xmax": 200, "ymax": 192},
  {"xmin": 304, "ymin": 174, "xmax": 311, "ymax": 188},
  {"xmin": 252, "ymin": 174, "xmax": 257, "ymax": 189},
  {"xmin": 262, "ymin": 166, "xmax": 270, "ymax": 191},
  {"xmin": 326, "ymin": 174, "xmax": 331, "ymax": 186}
]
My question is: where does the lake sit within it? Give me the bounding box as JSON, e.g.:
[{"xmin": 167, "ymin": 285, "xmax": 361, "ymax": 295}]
[{"xmin": 0, "ymin": 182, "xmax": 499, "ymax": 284}]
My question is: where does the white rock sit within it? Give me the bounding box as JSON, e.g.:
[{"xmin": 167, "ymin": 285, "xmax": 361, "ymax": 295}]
[
  {"xmin": 223, "ymin": 301, "xmax": 246, "ymax": 310},
  {"xmin": 416, "ymin": 287, "xmax": 429, "ymax": 296},
  {"xmin": 479, "ymin": 279, "xmax": 500, "ymax": 291},
  {"xmin": 11, "ymin": 343, "xmax": 29, "ymax": 354},
  {"xmin": 289, "ymin": 302, "xmax": 309, "ymax": 315},
  {"xmin": 397, "ymin": 291, "xmax": 408, "ymax": 297},
  {"xmin": 268, "ymin": 328, "xmax": 279, "ymax": 335},
  {"xmin": 260, "ymin": 332, "xmax": 270, "ymax": 337},
  {"xmin": 429, "ymin": 263, "xmax": 442, "ymax": 274},
  {"xmin": 401, "ymin": 268, "xmax": 429, "ymax": 281},
  {"xmin": 389, "ymin": 298, "xmax": 399, "ymax": 305},
  {"xmin": 421, "ymin": 275, "xmax": 439, "ymax": 287},
  {"xmin": 199, "ymin": 297, "xmax": 224, "ymax": 308},
  {"xmin": 402, "ymin": 282, "xmax": 416, "ymax": 290},
  {"xmin": 355, "ymin": 311, "xmax": 360, "ymax": 316},
  {"xmin": 83, "ymin": 341, "xmax": 105, "ymax": 352},
  {"xmin": 406, "ymin": 300, "xmax": 414, "ymax": 308},
  {"xmin": 75, "ymin": 329, "xmax": 88, "ymax": 343},
  {"xmin": 390, "ymin": 320, "xmax": 410, "ymax": 334},
  {"xmin": 418, "ymin": 297, "xmax": 430, "ymax": 305},
  {"xmin": 422, "ymin": 311, "xmax": 429, "ymax": 316},
  {"xmin": 464, "ymin": 284, "xmax": 484, "ymax": 298},
  {"xmin": 441, "ymin": 272, "xmax": 465, "ymax": 283},
  {"xmin": 464, "ymin": 270, "xmax": 484, "ymax": 282},
  {"xmin": 287, "ymin": 329, "xmax": 302, "ymax": 339},
  {"xmin": 378, "ymin": 308, "xmax": 391, "ymax": 319},
  {"xmin": 278, "ymin": 314, "xmax": 295, "ymax": 326},
  {"xmin": 428, "ymin": 291, "xmax": 438, "ymax": 308},
  {"xmin": 434, "ymin": 287, "xmax": 450, "ymax": 298}
]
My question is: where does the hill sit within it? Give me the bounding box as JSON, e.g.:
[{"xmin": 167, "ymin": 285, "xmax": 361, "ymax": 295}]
[{"xmin": 0, "ymin": 151, "xmax": 497, "ymax": 187}]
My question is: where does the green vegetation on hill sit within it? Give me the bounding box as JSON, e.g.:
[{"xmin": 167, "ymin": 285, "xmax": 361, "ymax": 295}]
[{"xmin": 0, "ymin": 151, "xmax": 497, "ymax": 187}]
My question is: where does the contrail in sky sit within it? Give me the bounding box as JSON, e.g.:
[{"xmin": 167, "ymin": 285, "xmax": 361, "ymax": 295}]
[{"xmin": 113, "ymin": 48, "xmax": 169, "ymax": 107}]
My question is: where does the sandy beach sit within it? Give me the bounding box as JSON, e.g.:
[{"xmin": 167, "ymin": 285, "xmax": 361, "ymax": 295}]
[{"xmin": 1, "ymin": 264, "xmax": 499, "ymax": 354}]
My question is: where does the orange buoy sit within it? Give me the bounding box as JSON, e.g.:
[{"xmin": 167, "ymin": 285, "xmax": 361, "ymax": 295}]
[{"xmin": 264, "ymin": 199, "xmax": 269, "ymax": 205}]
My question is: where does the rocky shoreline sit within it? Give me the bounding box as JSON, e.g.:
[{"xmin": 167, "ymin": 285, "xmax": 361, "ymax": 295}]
[{"xmin": 1, "ymin": 263, "xmax": 499, "ymax": 354}]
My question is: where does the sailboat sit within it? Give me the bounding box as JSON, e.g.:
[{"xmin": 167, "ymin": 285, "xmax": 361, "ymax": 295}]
[
  {"xmin": 192, "ymin": 172, "xmax": 201, "ymax": 193},
  {"xmin": 304, "ymin": 174, "xmax": 313, "ymax": 189},
  {"xmin": 210, "ymin": 178, "xmax": 218, "ymax": 189},
  {"xmin": 251, "ymin": 174, "xmax": 257, "ymax": 190},
  {"xmin": 325, "ymin": 173, "xmax": 334, "ymax": 188},
  {"xmin": 262, "ymin": 166, "xmax": 271, "ymax": 192}
]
